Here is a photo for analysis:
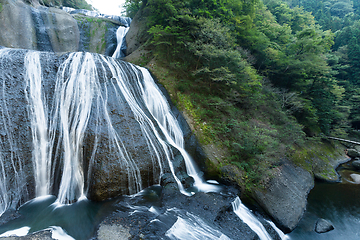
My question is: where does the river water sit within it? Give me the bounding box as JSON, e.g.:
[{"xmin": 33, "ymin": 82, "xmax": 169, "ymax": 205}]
[{"xmin": 289, "ymin": 166, "xmax": 360, "ymax": 240}]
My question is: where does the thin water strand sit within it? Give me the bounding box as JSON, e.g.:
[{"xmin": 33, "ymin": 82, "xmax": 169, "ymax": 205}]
[
  {"xmin": 53, "ymin": 52, "xmax": 95, "ymax": 203},
  {"xmin": 138, "ymin": 67, "xmax": 220, "ymax": 193},
  {"xmin": 166, "ymin": 211, "xmax": 231, "ymax": 240},
  {"xmin": 112, "ymin": 26, "xmax": 129, "ymax": 59},
  {"xmin": 93, "ymin": 55, "xmax": 146, "ymax": 194},
  {"xmin": 232, "ymin": 197, "xmax": 273, "ymax": 240},
  {"xmin": 24, "ymin": 51, "xmax": 51, "ymax": 197},
  {"xmin": 99, "ymin": 56, "xmax": 172, "ymax": 192},
  {"xmin": 266, "ymin": 220, "xmax": 291, "ymax": 240}
]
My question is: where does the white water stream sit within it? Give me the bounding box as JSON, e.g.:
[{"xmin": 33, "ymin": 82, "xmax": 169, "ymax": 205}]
[
  {"xmin": 24, "ymin": 52, "xmax": 51, "ymax": 197},
  {"xmin": 112, "ymin": 26, "xmax": 129, "ymax": 59},
  {"xmin": 166, "ymin": 211, "xmax": 231, "ymax": 240},
  {"xmin": 138, "ymin": 67, "xmax": 220, "ymax": 194},
  {"xmin": 22, "ymin": 49, "xmax": 218, "ymax": 204},
  {"xmin": 232, "ymin": 196, "xmax": 290, "ymax": 240}
]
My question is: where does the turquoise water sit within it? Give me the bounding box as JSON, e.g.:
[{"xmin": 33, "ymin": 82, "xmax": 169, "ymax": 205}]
[
  {"xmin": 0, "ymin": 196, "xmax": 114, "ymax": 240},
  {"xmin": 289, "ymin": 169, "xmax": 360, "ymax": 240}
]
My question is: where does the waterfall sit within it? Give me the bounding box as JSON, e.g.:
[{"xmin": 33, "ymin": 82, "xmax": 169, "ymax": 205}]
[
  {"xmin": 232, "ymin": 197, "xmax": 290, "ymax": 240},
  {"xmin": 20, "ymin": 50, "xmax": 213, "ymax": 204},
  {"xmin": 112, "ymin": 26, "xmax": 129, "ymax": 59},
  {"xmin": 0, "ymin": 29, "xmax": 219, "ymax": 207},
  {"xmin": 96, "ymin": 55, "xmax": 183, "ymax": 194},
  {"xmin": 24, "ymin": 51, "xmax": 51, "ymax": 197},
  {"xmin": 266, "ymin": 220, "xmax": 291, "ymax": 240},
  {"xmin": 31, "ymin": 7, "xmax": 53, "ymax": 52},
  {"xmin": 52, "ymin": 52, "xmax": 98, "ymax": 203},
  {"xmin": 138, "ymin": 68, "xmax": 220, "ymax": 194},
  {"xmin": 61, "ymin": 7, "xmax": 132, "ymax": 27},
  {"xmin": 232, "ymin": 197, "xmax": 273, "ymax": 240},
  {"xmin": 165, "ymin": 211, "xmax": 231, "ymax": 240}
]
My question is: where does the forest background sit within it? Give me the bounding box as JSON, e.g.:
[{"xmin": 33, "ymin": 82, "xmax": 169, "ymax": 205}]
[
  {"xmin": 112, "ymin": 0, "xmax": 360, "ymax": 193},
  {"xmin": 120, "ymin": 0, "xmax": 360, "ymax": 192},
  {"xmin": 42, "ymin": 0, "xmax": 358, "ymax": 192}
]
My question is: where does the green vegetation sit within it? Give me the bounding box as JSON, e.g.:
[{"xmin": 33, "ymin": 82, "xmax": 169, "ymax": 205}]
[
  {"xmin": 124, "ymin": 0, "xmax": 355, "ymax": 192},
  {"xmin": 40, "ymin": 0, "xmax": 92, "ymax": 10}
]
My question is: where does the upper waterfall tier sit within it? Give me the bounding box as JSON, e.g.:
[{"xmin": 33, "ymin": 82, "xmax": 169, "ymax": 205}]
[{"xmin": 0, "ymin": 0, "xmax": 126, "ymax": 56}]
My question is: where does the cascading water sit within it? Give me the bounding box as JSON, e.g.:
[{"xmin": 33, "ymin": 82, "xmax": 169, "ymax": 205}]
[
  {"xmin": 24, "ymin": 51, "xmax": 51, "ymax": 197},
  {"xmin": 31, "ymin": 7, "xmax": 53, "ymax": 52},
  {"xmin": 165, "ymin": 210, "xmax": 231, "ymax": 240},
  {"xmin": 112, "ymin": 26, "xmax": 129, "ymax": 59},
  {"xmin": 138, "ymin": 67, "xmax": 220, "ymax": 194},
  {"xmin": 232, "ymin": 196, "xmax": 290, "ymax": 240},
  {"xmin": 53, "ymin": 52, "xmax": 99, "ymax": 203},
  {"xmin": 61, "ymin": 7, "xmax": 132, "ymax": 27},
  {"xmin": 267, "ymin": 220, "xmax": 291, "ymax": 240},
  {"xmin": 1, "ymin": 48, "xmax": 213, "ymax": 206}
]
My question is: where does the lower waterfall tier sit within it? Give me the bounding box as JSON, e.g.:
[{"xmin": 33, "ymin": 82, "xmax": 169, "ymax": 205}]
[{"xmin": 0, "ymin": 48, "xmax": 201, "ymax": 209}]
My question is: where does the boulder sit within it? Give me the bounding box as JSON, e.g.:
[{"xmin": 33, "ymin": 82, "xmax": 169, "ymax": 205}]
[
  {"xmin": 253, "ymin": 162, "xmax": 314, "ymax": 232},
  {"xmin": 346, "ymin": 149, "xmax": 360, "ymax": 158},
  {"xmin": 350, "ymin": 173, "xmax": 360, "ymax": 183},
  {"xmin": 0, "ymin": 0, "xmax": 123, "ymax": 56},
  {"xmin": 0, "ymin": 230, "xmax": 53, "ymax": 240},
  {"xmin": 74, "ymin": 13, "xmax": 120, "ymax": 56},
  {"xmin": 315, "ymin": 218, "xmax": 334, "ymax": 233},
  {"xmin": 0, "ymin": 0, "xmax": 79, "ymax": 52},
  {"xmin": 352, "ymin": 160, "xmax": 360, "ymax": 170},
  {"xmin": 125, "ymin": 7, "xmax": 151, "ymax": 56}
]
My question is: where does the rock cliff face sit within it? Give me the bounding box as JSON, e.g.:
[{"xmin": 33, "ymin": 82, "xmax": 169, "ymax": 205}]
[
  {"xmin": 123, "ymin": 8, "xmax": 349, "ymax": 233},
  {"xmin": 0, "ymin": 0, "xmax": 122, "ymax": 56},
  {"xmin": 0, "ymin": 48, "xmax": 192, "ymax": 205},
  {"xmin": 253, "ymin": 162, "xmax": 314, "ymax": 232}
]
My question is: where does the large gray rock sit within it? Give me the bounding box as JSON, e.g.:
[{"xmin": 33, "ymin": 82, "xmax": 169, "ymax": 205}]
[
  {"xmin": 352, "ymin": 160, "xmax": 360, "ymax": 169},
  {"xmin": 0, "ymin": 0, "xmax": 122, "ymax": 56},
  {"xmin": 125, "ymin": 8, "xmax": 150, "ymax": 56},
  {"xmin": 346, "ymin": 149, "xmax": 360, "ymax": 158},
  {"xmin": 315, "ymin": 218, "xmax": 334, "ymax": 233},
  {"xmin": 0, "ymin": 0, "xmax": 79, "ymax": 52},
  {"xmin": 73, "ymin": 13, "xmax": 121, "ymax": 56},
  {"xmin": 0, "ymin": 230, "xmax": 53, "ymax": 240},
  {"xmin": 96, "ymin": 185, "xmax": 281, "ymax": 240},
  {"xmin": 0, "ymin": 48, "xmax": 191, "ymax": 203},
  {"xmin": 0, "ymin": 0, "xmax": 36, "ymax": 49},
  {"xmin": 253, "ymin": 162, "xmax": 314, "ymax": 232}
]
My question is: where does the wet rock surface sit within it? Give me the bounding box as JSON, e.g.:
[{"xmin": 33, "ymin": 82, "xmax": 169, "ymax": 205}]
[
  {"xmin": 253, "ymin": 161, "xmax": 314, "ymax": 233},
  {"xmin": 315, "ymin": 218, "xmax": 334, "ymax": 233},
  {"xmin": 1, "ymin": 230, "xmax": 53, "ymax": 240},
  {"xmin": 0, "ymin": 0, "xmax": 122, "ymax": 56},
  {"xmin": 94, "ymin": 183, "xmax": 281, "ymax": 240},
  {"xmin": 0, "ymin": 0, "xmax": 79, "ymax": 52},
  {"xmin": 0, "ymin": 48, "xmax": 191, "ymax": 203},
  {"xmin": 346, "ymin": 149, "xmax": 360, "ymax": 158},
  {"xmin": 352, "ymin": 159, "xmax": 360, "ymax": 169}
]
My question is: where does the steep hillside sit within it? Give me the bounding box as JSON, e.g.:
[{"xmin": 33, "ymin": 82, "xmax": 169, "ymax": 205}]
[{"xmin": 124, "ymin": 0, "xmax": 349, "ymax": 231}]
